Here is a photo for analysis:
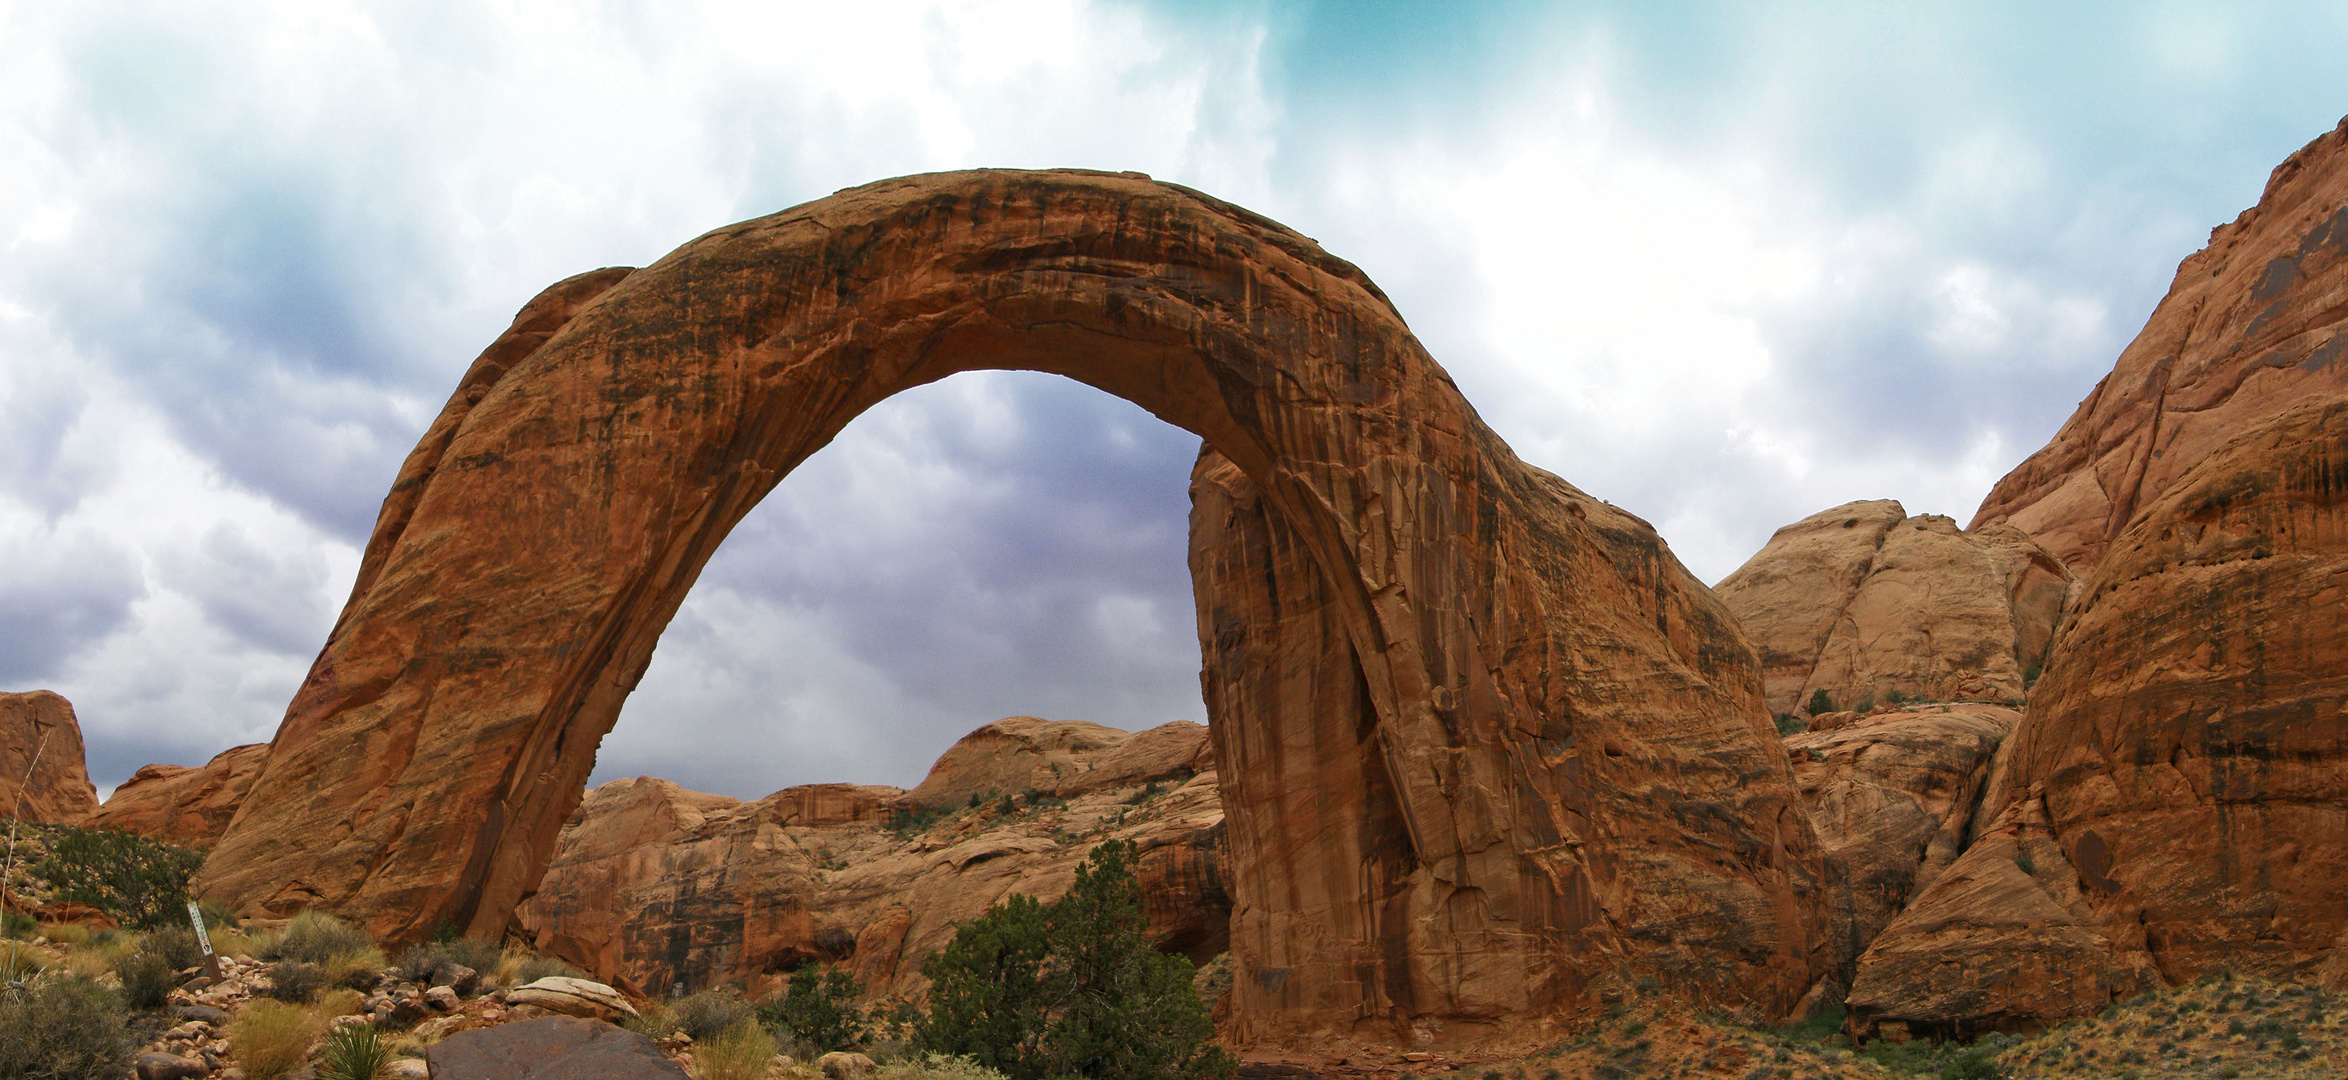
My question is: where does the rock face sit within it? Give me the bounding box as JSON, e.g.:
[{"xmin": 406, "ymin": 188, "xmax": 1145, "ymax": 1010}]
[
  {"xmin": 195, "ymin": 169, "xmax": 1829, "ymax": 1044},
  {"xmin": 1975, "ymin": 116, "xmax": 2348, "ymax": 575},
  {"xmin": 90, "ymin": 744, "xmax": 268, "ymax": 848},
  {"xmin": 904, "ymin": 716, "xmax": 1211, "ymax": 807},
  {"xmin": 1716, "ymin": 503, "xmax": 2072, "ymax": 715},
  {"xmin": 512, "ymin": 718, "xmax": 1230, "ymax": 999},
  {"xmin": 1856, "ymin": 393, "xmax": 2348, "ymax": 1033},
  {"xmin": 1783, "ymin": 705, "xmax": 2018, "ymax": 970},
  {"xmin": 0, "ymin": 691, "xmax": 100, "ymax": 825}
]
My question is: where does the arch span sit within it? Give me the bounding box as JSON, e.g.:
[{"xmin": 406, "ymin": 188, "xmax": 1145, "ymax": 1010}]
[{"xmin": 195, "ymin": 170, "xmax": 1828, "ymax": 1040}]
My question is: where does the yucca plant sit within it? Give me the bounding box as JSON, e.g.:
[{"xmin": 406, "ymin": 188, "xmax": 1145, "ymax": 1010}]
[{"xmin": 316, "ymin": 1022, "xmax": 396, "ymax": 1080}]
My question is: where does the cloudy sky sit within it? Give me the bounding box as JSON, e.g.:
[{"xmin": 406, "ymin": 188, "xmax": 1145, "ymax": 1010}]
[{"xmin": 4, "ymin": 2, "xmax": 2346, "ymax": 800}]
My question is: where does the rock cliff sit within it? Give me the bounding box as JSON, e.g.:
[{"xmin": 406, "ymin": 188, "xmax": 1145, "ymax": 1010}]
[
  {"xmin": 1716, "ymin": 503, "xmax": 2071, "ymax": 715},
  {"xmin": 512, "ymin": 718, "xmax": 1226, "ymax": 999},
  {"xmin": 194, "ymin": 168, "xmax": 1831, "ymax": 1044},
  {"xmin": 1974, "ymin": 116, "xmax": 2348, "ymax": 575},
  {"xmin": 89, "ymin": 743, "xmax": 269, "ymax": 848},
  {"xmin": 0, "ymin": 691, "xmax": 100, "ymax": 826}
]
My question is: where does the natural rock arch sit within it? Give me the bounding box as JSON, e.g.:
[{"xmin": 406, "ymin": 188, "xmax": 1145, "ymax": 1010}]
[{"xmin": 195, "ymin": 170, "xmax": 1828, "ymax": 1042}]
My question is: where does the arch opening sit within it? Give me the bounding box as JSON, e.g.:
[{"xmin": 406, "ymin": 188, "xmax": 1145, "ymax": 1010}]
[{"xmin": 195, "ymin": 170, "xmax": 1833, "ymax": 1045}]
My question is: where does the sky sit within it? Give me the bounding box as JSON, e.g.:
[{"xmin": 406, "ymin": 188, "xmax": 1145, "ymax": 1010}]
[{"xmin": 4, "ymin": 1, "xmax": 2347, "ymax": 800}]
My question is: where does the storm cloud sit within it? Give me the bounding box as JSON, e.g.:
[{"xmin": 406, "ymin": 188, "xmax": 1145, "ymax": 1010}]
[{"xmin": 4, "ymin": 1, "xmax": 2346, "ymax": 797}]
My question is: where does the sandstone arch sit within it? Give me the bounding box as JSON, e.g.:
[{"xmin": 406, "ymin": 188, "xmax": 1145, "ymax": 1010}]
[{"xmin": 195, "ymin": 170, "xmax": 1828, "ymax": 1042}]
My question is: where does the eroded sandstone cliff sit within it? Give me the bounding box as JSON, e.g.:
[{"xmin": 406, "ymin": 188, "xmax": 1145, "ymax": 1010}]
[
  {"xmin": 512, "ymin": 718, "xmax": 1225, "ymax": 1000},
  {"xmin": 0, "ymin": 691, "xmax": 100, "ymax": 826},
  {"xmin": 1717, "ymin": 504, "xmax": 2071, "ymax": 715},
  {"xmin": 89, "ymin": 743, "xmax": 269, "ymax": 849}
]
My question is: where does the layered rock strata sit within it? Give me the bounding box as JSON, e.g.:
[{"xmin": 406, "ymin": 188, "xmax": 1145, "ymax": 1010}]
[
  {"xmin": 1855, "ymin": 394, "xmax": 2348, "ymax": 1033},
  {"xmin": 512, "ymin": 718, "xmax": 1227, "ymax": 999},
  {"xmin": 0, "ymin": 690, "xmax": 100, "ymax": 825},
  {"xmin": 91, "ymin": 744, "xmax": 269, "ymax": 848},
  {"xmin": 1975, "ymin": 116, "xmax": 2348, "ymax": 574},
  {"xmin": 1718, "ymin": 504, "xmax": 2072, "ymax": 716},
  {"xmin": 904, "ymin": 716, "xmax": 1211, "ymax": 807},
  {"xmin": 195, "ymin": 169, "xmax": 1830, "ymax": 1043}
]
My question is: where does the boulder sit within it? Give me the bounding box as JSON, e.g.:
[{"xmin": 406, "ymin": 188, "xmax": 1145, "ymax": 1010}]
[
  {"xmin": 1974, "ymin": 115, "xmax": 2348, "ymax": 576},
  {"xmin": 905, "ymin": 716, "xmax": 1211, "ymax": 807},
  {"xmin": 134, "ymin": 1053, "xmax": 207, "ymax": 1080},
  {"xmin": 1783, "ymin": 704, "xmax": 2018, "ymax": 968},
  {"xmin": 0, "ymin": 690, "xmax": 100, "ymax": 825},
  {"xmin": 195, "ymin": 169, "xmax": 1830, "ymax": 1041},
  {"xmin": 506, "ymin": 976, "xmax": 638, "ymax": 1022},
  {"xmin": 1716, "ymin": 506, "xmax": 2072, "ymax": 715},
  {"xmin": 91, "ymin": 743, "xmax": 268, "ymax": 848},
  {"xmin": 512, "ymin": 728, "xmax": 1229, "ymax": 999},
  {"xmin": 425, "ymin": 1016, "xmax": 686, "ymax": 1079},
  {"xmin": 819, "ymin": 1051, "xmax": 876, "ymax": 1080}
]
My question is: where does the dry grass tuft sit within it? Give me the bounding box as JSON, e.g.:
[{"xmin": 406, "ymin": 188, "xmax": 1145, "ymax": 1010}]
[
  {"xmin": 693, "ymin": 1020, "xmax": 779, "ymax": 1080},
  {"xmin": 229, "ymin": 999, "xmax": 323, "ymax": 1080}
]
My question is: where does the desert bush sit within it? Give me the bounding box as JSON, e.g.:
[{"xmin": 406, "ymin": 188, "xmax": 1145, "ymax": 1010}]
[
  {"xmin": 886, "ymin": 805, "xmax": 950, "ymax": 839},
  {"xmin": 692, "ymin": 1020, "xmax": 778, "ymax": 1080},
  {"xmin": 1773, "ymin": 713, "xmax": 1807, "ymax": 736},
  {"xmin": 230, "ymin": 999, "xmax": 323, "ymax": 1080},
  {"xmin": 1, "ymin": 911, "xmax": 36, "ymax": 939},
  {"xmin": 1806, "ymin": 689, "xmax": 1835, "ymax": 716},
  {"xmin": 763, "ymin": 964, "xmax": 868, "ymax": 1051},
  {"xmin": 142, "ymin": 925, "xmax": 203, "ymax": 971},
  {"xmin": 393, "ymin": 937, "xmax": 499, "ymax": 984},
  {"xmin": 115, "ymin": 947, "xmax": 177, "ymax": 1009},
  {"xmin": 268, "ymin": 961, "xmax": 329, "ymax": 1003},
  {"xmin": 316, "ymin": 1021, "xmax": 396, "ymax": 1080},
  {"xmin": 60, "ymin": 930, "xmax": 134, "ymax": 979},
  {"xmin": 506, "ymin": 950, "xmax": 587, "ymax": 986},
  {"xmin": 918, "ymin": 839, "xmax": 1234, "ymax": 1080},
  {"xmin": 265, "ymin": 910, "xmax": 374, "ymax": 966},
  {"xmin": 34, "ymin": 921, "xmax": 89, "ymax": 947},
  {"xmin": 673, "ymin": 987, "xmax": 757, "ymax": 1041},
  {"xmin": 29, "ymin": 825, "xmax": 206, "ymax": 928},
  {"xmin": 874, "ymin": 1054, "xmax": 1011, "ymax": 1080},
  {"xmin": 0, "ymin": 974, "xmax": 134, "ymax": 1079},
  {"xmin": 622, "ymin": 1000, "xmax": 676, "ymax": 1037},
  {"xmin": 0, "ymin": 939, "xmax": 49, "ymax": 978}
]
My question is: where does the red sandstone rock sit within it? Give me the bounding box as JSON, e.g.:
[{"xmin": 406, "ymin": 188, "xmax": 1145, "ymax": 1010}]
[
  {"xmin": 195, "ymin": 169, "xmax": 1830, "ymax": 1044},
  {"xmin": 90, "ymin": 744, "xmax": 268, "ymax": 848},
  {"xmin": 1717, "ymin": 505, "xmax": 2071, "ymax": 715},
  {"xmin": 905, "ymin": 716, "xmax": 1211, "ymax": 807},
  {"xmin": 1975, "ymin": 116, "xmax": 2348, "ymax": 575},
  {"xmin": 1783, "ymin": 705, "xmax": 2018, "ymax": 968},
  {"xmin": 1856, "ymin": 394, "xmax": 2348, "ymax": 1031},
  {"xmin": 512, "ymin": 719, "xmax": 1229, "ymax": 999},
  {"xmin": 0, "ymin": 691, "xmax": 99, "ymax": 825}
]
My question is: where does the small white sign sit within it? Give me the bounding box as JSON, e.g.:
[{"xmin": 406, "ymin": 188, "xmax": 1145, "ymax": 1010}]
[{"xmin": 186, "ymin": 901, "xmax": 214, "ymax": 957}]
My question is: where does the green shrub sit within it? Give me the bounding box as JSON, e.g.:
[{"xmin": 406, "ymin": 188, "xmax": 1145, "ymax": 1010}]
[
  {"xmin": 874, "ymin": 1053, "xmax": 1011, "ymax": 1080},
  {"xmin": 763, "ymin": 964, "xmax": 868, "ymax": 1051},
  {"xmin": 265, "ymin": 910, "xmax": 374, "ymax": 967},
  {"xmin": 917, "ymin": 840, "xmax": 1234, "ymax": 1080},
  {"xmin": 693, "ymin": 1020, "xmax": 777, "ymax": 1080},
  {"xmin": 0, "ymin": 911, "xmax": 34, "ymax": 939},
  {"xmin": 316, "ymin": 1022, "xmax": 396, "ymax": 1080},
  {"xmin": 268, "ymin": 961, "xmax": 329, "ymax": 1003},
  {"xmin": 1806, "ymin": 689, "xmax": 1835, "ymax": 716},
  {"xmin": 115, "ymin": 948, "xmax": 177, "ymax": 1010},
  {"xmin": 143, "ymin": 926, "xmax": 203, "ymax": 971},
  {"xmin": 512, "ymin": 953, "xmax": 588, "ymax": 985},
  {"xmin": 2015, "ymin": 851, "xmax": 2037, "ymax": 876},
  {"xmin": 672, "ymin": 988, "xmax": 756, "ymax": 1041},
  {"xmin": 28, "ymin": 826, "xmax": 206, "ymax": 928},
  {"xmin": 1773, "ymin": 713, "xmax": 1807, "ymax": 737},
  {"xmin": 393, "ymin": 937, "xmax": 499, "ymax": 984},
  {"xmin": 2023, "ymin": 665, "xmax": 2042, "ymax": 689},
  {"xmin": 0, "ymin": 975, "xmax": 134, "ymax": 1078},
  {"xmin": 230, "ymin": 999, "xmax": 321, "ymax": 1080},
  {"xmin": 887, "ymin": 806, "xmax": 950, "ymax": 840}
]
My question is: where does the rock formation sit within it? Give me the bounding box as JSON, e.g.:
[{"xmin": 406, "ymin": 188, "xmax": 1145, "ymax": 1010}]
[
  {"xmin": 1781, "ymin": 705, "xmax": 2017, "ymax": 971},
  {"xmin": 513, "ymin": 718, "xmax": 1228, "ymax": 999},
  {"xmin": 1717, "ymin": 503, "xmax": 2072, "ymax": 715},
  {"xmin": 0, "ymin": 690, "xmax": 100, "ymax": 825},
  {"xmin": 904, "ymin": 716, "xmax": 1211, "ymax": 807},
  {"xmin": 1840, "ymin": 118, "xmax": 2348, "ymax": 1034},
  {"xmin": 195, "ymin": 168, "xmax": 1830, "ymax": 1044},
  {"xmin": 90, "ymin": 744, "xmax": 268, "ymax": 848},
  {"xmin": 1974, "ymin": 116, "xmax": 2348, "ymax": 575},
  {"xmin": 1854, "ymin": 391, "xmax": 2348, "ymax": 1034}
]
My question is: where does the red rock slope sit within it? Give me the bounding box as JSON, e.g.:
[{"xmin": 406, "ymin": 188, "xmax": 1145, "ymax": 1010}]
[
  {"xmin": 0, "ymin": 691, "xmax": 100, "ymax": 825},
  {"xmin": 1974, "ymin": 116, "xmax": 2348, "ymax": 575},
  {"xmin": 89, "ymin": 743, "xmax": 269, "ymax": 849}
]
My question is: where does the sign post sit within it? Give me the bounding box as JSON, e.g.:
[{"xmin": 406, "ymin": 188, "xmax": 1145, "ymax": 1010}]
[{"xmin": 187, "ymin": 901, "xmax": 223, "ymax": 981}]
